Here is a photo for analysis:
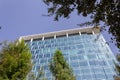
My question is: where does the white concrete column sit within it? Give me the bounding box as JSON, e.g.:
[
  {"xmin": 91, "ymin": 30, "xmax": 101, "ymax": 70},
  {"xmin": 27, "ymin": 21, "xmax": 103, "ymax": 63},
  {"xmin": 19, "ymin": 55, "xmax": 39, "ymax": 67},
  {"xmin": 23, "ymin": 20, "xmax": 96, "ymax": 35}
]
[
  {"xmin": 66, "ymin": 33, "xmax": 68, "ymax": 37},
  {"xmin": 30, "ymin": 38, "xmax": 33, "ymax": 47},
  {"xmin": 19, "ymin": 37, "xmax": 22, "ymax": 42},
  {"xmin": 54, "ymin": 35, "xmax": 56, "ymax": 39},
  {"xmin": 31, "ymin": 38, "xmax": 33, "ymax": 42},
  {"xmin": 42, "ymin": 36, "xmax": 44, "ymax": 40},
  {"xmin": 79, "ymin": 31, "xmax": 81, "ymax": 35},
  {"xmin": 92, "ymin": 31, "xmax": 95, "ymax": 35}
]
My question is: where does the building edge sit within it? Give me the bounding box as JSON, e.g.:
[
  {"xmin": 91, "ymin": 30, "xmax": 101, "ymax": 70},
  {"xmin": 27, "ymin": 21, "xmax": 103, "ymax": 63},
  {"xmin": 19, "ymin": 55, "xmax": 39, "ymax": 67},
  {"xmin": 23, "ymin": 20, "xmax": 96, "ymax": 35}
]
[{"xmin": 19, "ymin": 26, "xmax": 100, "ymax": 41}]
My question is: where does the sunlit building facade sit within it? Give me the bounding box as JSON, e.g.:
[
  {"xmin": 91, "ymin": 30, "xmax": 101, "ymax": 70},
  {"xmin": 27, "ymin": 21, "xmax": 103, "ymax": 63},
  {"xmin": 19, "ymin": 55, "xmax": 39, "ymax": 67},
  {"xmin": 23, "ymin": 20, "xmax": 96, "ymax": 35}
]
[{"xmin": 20, "ymin": 27, "xmax": 116, "ymax": 80}]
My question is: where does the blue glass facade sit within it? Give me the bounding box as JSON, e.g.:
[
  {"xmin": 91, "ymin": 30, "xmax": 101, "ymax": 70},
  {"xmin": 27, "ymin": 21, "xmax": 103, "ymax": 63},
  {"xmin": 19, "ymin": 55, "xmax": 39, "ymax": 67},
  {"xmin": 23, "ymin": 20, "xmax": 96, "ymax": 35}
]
[{"xmin": 23, "ymin": 28, "xmax": 116, "ymax": 80}]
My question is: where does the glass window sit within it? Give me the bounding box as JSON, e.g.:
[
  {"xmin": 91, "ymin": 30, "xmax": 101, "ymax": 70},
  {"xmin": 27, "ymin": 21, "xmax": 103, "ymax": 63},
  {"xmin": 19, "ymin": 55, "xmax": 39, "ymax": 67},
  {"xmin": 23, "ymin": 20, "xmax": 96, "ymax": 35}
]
[
  {"xmin": 64, "ymin": 56, "xmax": 69, "ymax": 61},
  {"xmin": 33, "ymin": 60, "xmax": 37, "ymax": 64},
  {"xmin": 47, "ymin": 58, "xmax": 52, "ymax": 63},
  {"xmin": 35, "ymin": 59, "xmax": 39, "ymax": 64},
  {"xmin": 77, "ymin": 44, "xmax": 84, "ymax": 49},
  {"xmin": 36, "ymin": 54, "xmax": 39, "ymax": 59},
  {"xmin": 32, "ymin": 42, "xmax": 37, "ymax": 46},
  {"xmin": 77, "ymin": 50, "xmax": 85, "ymax": 54},
  {"xmin": 32, "ymin": 46, "xmax": 38, "ymax": 50},
  {"xmin": 92, "ymin": 73, "xmax": 96, "ymax": 79},
  {"xmin": 104, "ymin": 68, "xmax": 113, "ymax": 74},
  {"xmin": 92, "ymin": 68, "xmax": 104, "ymax": 74},
  {"xmin": 78, "ymin": 55, "xmax": 84, "ymax": 60},
  {"xmin": 100, "ymin": 60, "xmax": 107, "ymax": 66},
  {"xmin": 81, "ymin": 74, "xmax": 92, "ymax": 80},
  {"xmin": 106, "ymin": 74, "xmax": 114, "ymax": 79},
  {"xmin": 96, "ymin": 74, "xmax": 106, "ymax": 79},
  {"xmin": 95, "ymin": 60, "xmax": 107, "ymax": 66},
  {"xmin": 31, "ymin": 50, "xmax": 35, "ymax": 54},
  {"xmin": 70, "ymin": 55, "xmax": 78, "ymax": 61},
  {"xmin": 69, "ymin": 46, "xmax": 76, "ymax": 50},
  {"xmin": 74, "ymin": 69, "xmax": 81, "ymax": 75},
  {"xmin": 83, "ymin": 75, "xmax": 92, "ymax": 80},
  {"xmin": 32, "ymin": 65, "xmax": 36, "ymax": 71},
  {"xmin": 36, "ymin": 65, "xmax": 40, "ymax": 71},
  {"xmin": 89, "ymin": 60, "xmax": 107, "ymax": 66},
  {"xmin": 87, "ymin": 54, "xmax": 97, "ymax": 59},
  {"xmin": 70, "ymin": 61, "xmax": 79, "ymax": 68},
  {"xmin": 81, "ymin": 68, "xmax": 91, "ymax": 74},
  {"xmin": 76, "ymin": 75, "xmax": 81, "ymax": 80},
  {"xmin": 32, "ymin": 55, "xmax": 35, "ymax": 59},
  {"xmin": 89, "ymin": 60, "xmax": 95, "ymax": 66},
  {"xmin": 47, "ymin": 78, "xmax": 52, "ymax": 80},
  {"xmin": 38, "ymin": 54, "xmax": 43, "ymax": 58},
  {"xmin": 63, "ymin": 53, "xmax": 68, "ymax": 57},
  {"xmin": 36, "ymin": 50, "xmax": 39, "ymax": 54},
  {"xmin": 44, "ymin": 53, "xmax": 50, "ymax": 58},
  {"xmin": 43, "ymin": 65, "xmax": 49, "ymax": 71},
  {"xmin": 98, "ymin": 54, "xmax": 106, "ymax": 59},
  {"xmin": 87, "ymin": 49, "xmax": 94, "ymax": 53},
  {"xmin": 94, "ymin": 60, "xmax": 101, "ymax": 66},
  {"xmin": 64, "ymin": 46, "xmax": 70, "ymax": 50},
  {"xmin": 79, "ymin": 61, "xmax": 88, "ymax": 66},
  {"xmin": 46, "ymin": 72, "xmax": 52, "ymax": 77},
  {"xmin": 108, "ymin": 60, "xmax": 115, "ymax": 66},
  {"xmin": 40, "ymin": 59, "xmax": 47, "ymax": 63}
]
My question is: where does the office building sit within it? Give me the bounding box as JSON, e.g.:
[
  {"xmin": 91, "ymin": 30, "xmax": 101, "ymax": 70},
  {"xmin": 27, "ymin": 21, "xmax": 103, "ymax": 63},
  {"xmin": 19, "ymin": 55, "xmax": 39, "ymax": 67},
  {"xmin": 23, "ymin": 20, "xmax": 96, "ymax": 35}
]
[{"xmin": 20, "ymin": 27, "xmax": 116, "ymax": 80}]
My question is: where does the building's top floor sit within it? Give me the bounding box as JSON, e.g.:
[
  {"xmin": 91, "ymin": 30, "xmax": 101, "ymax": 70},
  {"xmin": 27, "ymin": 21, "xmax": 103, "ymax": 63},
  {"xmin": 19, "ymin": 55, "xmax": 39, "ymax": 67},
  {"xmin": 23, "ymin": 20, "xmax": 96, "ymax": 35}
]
[{"xmin": 20, "ymin": 26, "xmax": 100, "ymax": 41}]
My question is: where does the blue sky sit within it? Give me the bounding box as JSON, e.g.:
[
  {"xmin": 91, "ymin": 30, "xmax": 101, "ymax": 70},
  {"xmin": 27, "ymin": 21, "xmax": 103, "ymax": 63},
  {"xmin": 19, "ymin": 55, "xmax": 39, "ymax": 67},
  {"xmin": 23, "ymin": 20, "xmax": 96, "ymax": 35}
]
[{"xmin": 0, "ymin": 0, "xmax": 119, "ymax": 54}]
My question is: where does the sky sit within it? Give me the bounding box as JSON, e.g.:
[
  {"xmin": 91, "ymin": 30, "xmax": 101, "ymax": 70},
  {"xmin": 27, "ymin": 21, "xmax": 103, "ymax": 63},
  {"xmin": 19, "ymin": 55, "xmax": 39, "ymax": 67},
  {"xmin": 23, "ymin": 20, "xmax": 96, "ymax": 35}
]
[{"xmin": 0, "ymin": 0, "xmax": 119, "ymax": 54}]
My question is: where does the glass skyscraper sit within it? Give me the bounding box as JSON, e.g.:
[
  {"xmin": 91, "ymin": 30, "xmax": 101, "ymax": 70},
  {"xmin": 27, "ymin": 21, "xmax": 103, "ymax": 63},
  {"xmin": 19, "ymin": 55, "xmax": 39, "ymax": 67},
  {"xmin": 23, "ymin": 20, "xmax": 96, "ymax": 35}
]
[{"xmin": 20, "ymin": 27, "xmax": 117, "ymax": 80}]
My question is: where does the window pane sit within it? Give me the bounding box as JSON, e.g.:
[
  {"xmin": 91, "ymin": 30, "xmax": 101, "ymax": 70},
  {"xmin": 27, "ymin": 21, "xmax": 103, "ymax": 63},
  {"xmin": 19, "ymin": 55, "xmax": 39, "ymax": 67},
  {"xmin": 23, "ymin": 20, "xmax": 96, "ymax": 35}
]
[{"xmin": 79, "ymin": 61, "xmax": 88, "ymax": 66}]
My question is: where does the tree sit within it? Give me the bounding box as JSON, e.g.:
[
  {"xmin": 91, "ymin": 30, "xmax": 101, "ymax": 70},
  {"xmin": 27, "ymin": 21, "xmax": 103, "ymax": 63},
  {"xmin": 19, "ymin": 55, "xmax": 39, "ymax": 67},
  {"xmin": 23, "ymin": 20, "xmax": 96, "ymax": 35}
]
[
  {"xmin": 28, "ymin": 66, "xmax": 46, "ymax": 80},
  {"xmin": 43, "ymin": 0, "xmax": 120, "ymax": 48},
  {"xmin": 49, "ymin": 50, "xmax": 76, "ymax": 80},
  {"xmin": 115, "ymin": 54, "xmax": 120, "ymax": 80},
  {"xmin": 0, "ymin": 39, "xmax": 32, "ymax": 80}
]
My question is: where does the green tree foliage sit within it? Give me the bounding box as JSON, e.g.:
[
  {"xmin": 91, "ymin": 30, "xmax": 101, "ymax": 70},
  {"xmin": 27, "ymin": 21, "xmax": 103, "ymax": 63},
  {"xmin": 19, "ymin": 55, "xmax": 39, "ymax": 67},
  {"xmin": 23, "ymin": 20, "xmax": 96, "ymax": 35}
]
[
  {"xmin": 43, "ymin": 0, "xmax": 120, "ymax": 48},
  {"xmin": 50, "ymin": 50, "xmax": 76, "ymax": 80},
  {"xmin": 28, "ymin": 67, "xmax": 46, "ymax": 80},
  {"xmin": 0, "ymin": 39, "xmax": 32, "ymax": 80}
]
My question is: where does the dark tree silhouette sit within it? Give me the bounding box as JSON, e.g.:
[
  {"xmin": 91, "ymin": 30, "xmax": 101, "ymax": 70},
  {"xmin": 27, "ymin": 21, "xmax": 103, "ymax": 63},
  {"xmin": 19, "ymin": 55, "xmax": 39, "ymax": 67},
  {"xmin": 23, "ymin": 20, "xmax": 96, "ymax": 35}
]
[{"xmin": 43, "ymin": 0, "xmax": 120, "ymax": 48}]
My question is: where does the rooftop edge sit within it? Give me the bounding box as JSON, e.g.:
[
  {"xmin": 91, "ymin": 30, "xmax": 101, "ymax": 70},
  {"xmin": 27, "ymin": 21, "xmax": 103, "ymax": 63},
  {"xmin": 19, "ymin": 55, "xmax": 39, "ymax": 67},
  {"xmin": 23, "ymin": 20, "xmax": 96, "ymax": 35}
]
[{"xmin": 20, "ymin": 26, "xmax": 100, "ymax": 41}]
